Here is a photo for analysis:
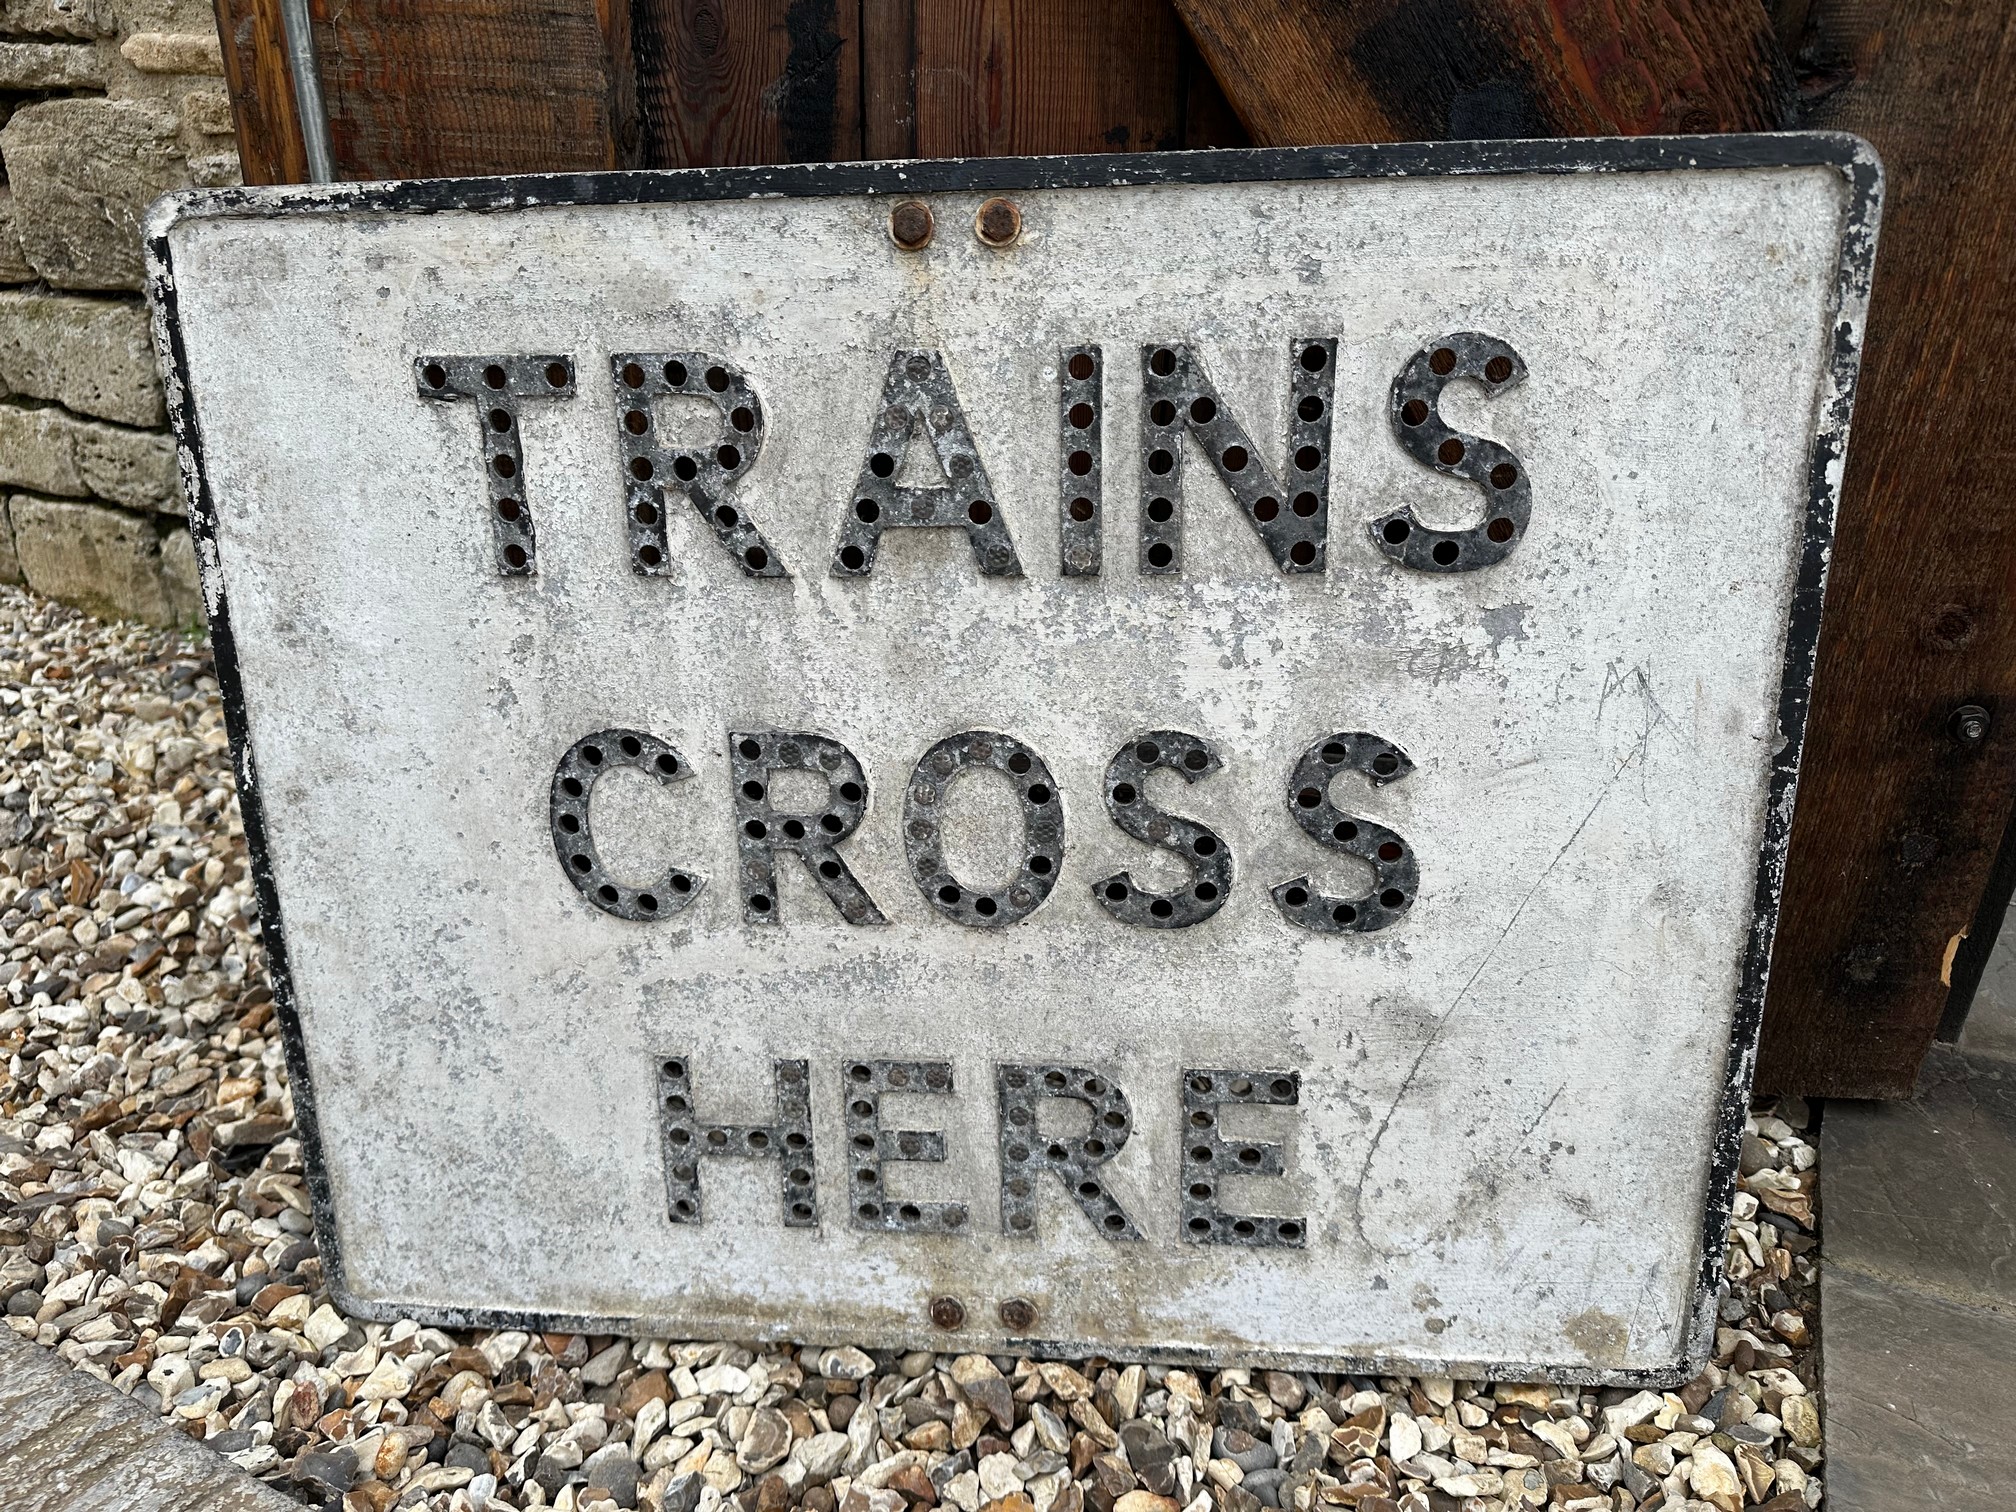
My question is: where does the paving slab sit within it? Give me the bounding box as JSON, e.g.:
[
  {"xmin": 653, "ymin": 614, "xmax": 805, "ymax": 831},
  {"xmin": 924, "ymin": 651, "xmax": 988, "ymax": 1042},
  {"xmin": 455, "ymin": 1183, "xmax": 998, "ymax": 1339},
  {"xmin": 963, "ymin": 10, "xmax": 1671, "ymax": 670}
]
[
  {"xmin": 1823, "ymin": 1045, "xmax": 2016, "ymax": 1511},
  {"xmin": 0, "ymin": 1326, "xmax": 298, "ymax": 1512}
]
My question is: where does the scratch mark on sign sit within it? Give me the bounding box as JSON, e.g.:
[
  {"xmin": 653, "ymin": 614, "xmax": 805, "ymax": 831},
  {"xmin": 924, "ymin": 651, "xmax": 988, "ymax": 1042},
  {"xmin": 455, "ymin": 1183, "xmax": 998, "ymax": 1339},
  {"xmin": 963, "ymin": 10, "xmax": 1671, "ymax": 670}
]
[{"xmin": 1351, "ymin": 741, "xmax": 1647, "ymax": 1255}]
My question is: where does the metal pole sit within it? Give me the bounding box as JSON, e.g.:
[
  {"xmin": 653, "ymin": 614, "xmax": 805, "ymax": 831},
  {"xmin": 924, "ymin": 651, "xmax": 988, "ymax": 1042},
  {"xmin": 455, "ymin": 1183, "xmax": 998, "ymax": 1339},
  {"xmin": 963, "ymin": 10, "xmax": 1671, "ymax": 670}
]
[{"xmin": 277, "ymin": 0, "xmax": 336, "ymax": 183}]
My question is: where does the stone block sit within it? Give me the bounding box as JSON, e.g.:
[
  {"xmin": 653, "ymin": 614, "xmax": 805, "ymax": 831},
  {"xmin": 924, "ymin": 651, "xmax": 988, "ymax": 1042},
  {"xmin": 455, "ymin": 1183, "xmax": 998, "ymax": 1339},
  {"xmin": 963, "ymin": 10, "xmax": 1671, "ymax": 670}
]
[
  {"xmin": 0, "ymin": 497, "xmax": 19, "ymax": 586},
  {"xmin": 0, "ymin": 292, "xmax": 166, "ymax": 427},
  {"xmin": 119, "ymin": 30, "xmax": 222, "ymax": 74},
  {"xmin": 0, "ymin": 400, "xmax": 179, "ymax": 510},
  {"xmin": 0, "ymin": 39, "xmax": 108, "ymax": 89},
  {"xmin": 161, "ymin": 519, "xmax": 200, "ymax": 620},
  {"xmin": 181, "ymin": 85, "xmax": 234, "ymax": 138},
  {"xmin": 189, "ymin": 151, "xmax": 241, "ymax": 188},
  {"xmin": 0, "ymin": 0, "xmax": 117, "ymax": 38},
  {"xmin": 7, "ymin": 493, "xmax": 187, "ymax": 625},
  {"xmin": 0, "ymin": 189, "xmax": 33, "ymax": 286},
  {"xmin": 0, "ymin": 99, "xmax": 189, "ymax": 292}
]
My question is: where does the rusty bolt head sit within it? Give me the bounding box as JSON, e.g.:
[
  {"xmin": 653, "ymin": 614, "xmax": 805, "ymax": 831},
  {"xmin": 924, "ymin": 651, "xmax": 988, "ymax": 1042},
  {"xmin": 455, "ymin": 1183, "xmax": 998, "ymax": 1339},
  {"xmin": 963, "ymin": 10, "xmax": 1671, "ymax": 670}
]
[
  {"xmin": 889, "ymin": 200, "xmax": 934, "ymax": 251},
  {"xmin": 1951, "ymin": 703, "xmax": 1991, "ymax": 746},
  {"xmin": 975, "ymin": 198, "xmax": 1022, "ymax": 247},
  {"xmin": 928, "ymin": 1295, "xmax": 966, "ymax": 1330},
  {"xmin": 998, "ymin": 1296, "xmax": 1036, "ymax": 1332}
]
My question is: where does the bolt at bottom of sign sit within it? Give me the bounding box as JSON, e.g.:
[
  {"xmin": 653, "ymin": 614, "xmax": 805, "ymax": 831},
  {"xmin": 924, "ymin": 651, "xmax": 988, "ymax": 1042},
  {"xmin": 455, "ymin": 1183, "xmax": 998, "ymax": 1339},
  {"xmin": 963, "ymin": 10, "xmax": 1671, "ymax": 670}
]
[{"xmin": 929, "ymin": 1295, "xmax": 967, "ymax": 1329}]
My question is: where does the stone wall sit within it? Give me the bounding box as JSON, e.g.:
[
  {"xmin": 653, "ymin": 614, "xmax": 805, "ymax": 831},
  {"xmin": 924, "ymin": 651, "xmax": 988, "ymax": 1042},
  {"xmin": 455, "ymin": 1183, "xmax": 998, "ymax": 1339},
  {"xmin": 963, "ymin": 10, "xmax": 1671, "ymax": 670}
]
[{"xmin": 0, "ymin": 0, "xmax": 237, "ymax": 626}]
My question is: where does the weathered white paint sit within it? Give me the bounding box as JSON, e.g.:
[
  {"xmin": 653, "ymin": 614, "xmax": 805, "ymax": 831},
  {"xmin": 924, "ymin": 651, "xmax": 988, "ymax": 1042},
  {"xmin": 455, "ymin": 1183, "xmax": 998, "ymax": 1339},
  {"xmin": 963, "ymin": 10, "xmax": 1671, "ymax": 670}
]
[{"xmin": 158, "ymin": 158, "xmax": 1859, "ymax": 1377}]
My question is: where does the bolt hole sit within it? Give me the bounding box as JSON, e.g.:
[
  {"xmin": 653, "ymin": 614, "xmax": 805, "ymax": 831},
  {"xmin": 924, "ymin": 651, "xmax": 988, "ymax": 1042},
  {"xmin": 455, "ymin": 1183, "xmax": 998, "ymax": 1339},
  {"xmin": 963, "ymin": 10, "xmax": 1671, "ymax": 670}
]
[
  {"xmin": 1491, "ymin": 462, "xmax": 1518, "ymax": 489},
  {"xmin": 1067, "ymin": 450, "xmax": 1092, "ymax": 476},
  {"xmin": 1433, "ymin": 540, "xmax": 1460, "ymax": 566},
  {"xmin": 1429, "ymin": 347, "xmax": 1457, "ymax": 376},
  {"xmin": 1401, "ymin": 398, "xmax": 1429, "ymax": 426},
  {"xmin": 1485, "ymin": 354, "xmax": 1513, "ymax": 383},
  {"xmin": 491, "ymin": 454, "xmax": 517, "ymax": 479},
  {"xmin": 939, "ymin": 885, "xmax": 961, "ymax": 904},
  {"xmin": 1112, "ymin": 782, "xmax": 1137, "ymax": 805},
  {"xmin": 673, "ymin": 455, "xmax": 697, "ymax": 481},
  {"xmin": 1147, "ymin": 542, "xmax": 1174, "ymax": 568},
  {"xmin": 1148, "ymin": 449, "xmax": 1174, "ymax": 476},
  {"xmin": 1332, "ymin": 903, "xmax": 1357, "ymax": 925},
  {"xmin": 1487, "ymin": 516, "xmax": 1517, "ymax": 543},
  {"xmin": 1150, "ymin": 898, "xmax": 1173, "ymax": 919},
  {"xmin": 1372, "ymin": 752, "xmax": 1400, "ymax": 776},
  {"xmin": 1383, "ymin": 518, "xmax": 1411, "ymax": 544},
  {"xmin": 717, "ymin": 444, "xmax": 741, "ymax": 470},
  {"xmin": 1297, "ymin": 787, "xmax": 1322, "ymax": 808},
  {"xmin": 1147, "ymin": 497, "xmax": 1173, "ymax": 523},
  {"xmin": 1380, "ymin": 888, "xmax": 1407, "ymax": 909},
  {"xmin": 870, "ymin": 452, "xmax": 896, "ymax": 477},
  {"xmin": 975, "ymin": 896, "xmax": 998, "ymax": 916},
  {"xmin": 483, "ymin": 363, "xmax": 507, "ymax": 389},
  {"xmin": 732, "ymin": 406, "xmax": 755, "ymax": 432},
  {"xmin": 1189, "ymin": 397, "xmax": 1216, "ymax": 424},
  {"xmin": 1069, "ymin": 353, "xmax": 1095, "ymax": 381},
  {"xmin": 638, "ymin": 544, "xmax": 663, "ymax": 567},
  {"xmin": 705, "ymin": 365, "xmax": 729, "ymax": 392},
  {"xmin": 624, "ymin": 409, "xmax": 649, "ymax": 435},
  {"xmin": 1194, "ymin": 835, "xmax": 1217, "ymax": 856},
  {"xmin": 1298, "ymin": 395, "xmax": 1325, "ymax": 421},
  {"xmin": 1029, "ymin": 855, "xmax": 1052, "ymax": 875},
  {"xmin": 749, "ymin": 893, "xmax": 772, "ymax": 913},
  {"xmin": 1300, "ymin": 344, "xmax": 1328, "ymax": 372},
  {"xmin": 663, "ymin": 360, "xmax": 687, "ymax": 386},
  {"xmin": 1294, "ymin": 445, "xmax": 1322, "ymax": 471},
  {"xmin": 496, "ymin": 498, "xmax": 521, "ymax": 521},
  {"xmin": 1151, "ymin": 347, "xmax": 1177, "ymax": 376},
  {"xmin": 570, "ymin": 854, "xmax": 592, "ymax": 873},
  {"xmin": 1026, "ymin": 783, "xmax": 1051, "ymax": 804},
  {"xmin": 422, "ymin": 363, "xmax": 447, "ymax": 388},
  {"xmin": 1069, "ymin": 402, "xmax": 1094, "ymax": 429},
  {"xmin": 1334, "ymin": 820, "xmax": 1358, "ymax": 842},
  {"xmin": 745, "ymin": 547, "xmax": 769, "ymax": 571},
  {"xmin": 1184, "ymin": 749, "xmax": 1209, "ymax": 771},
  {"xmin": 638, "ymin": 894, "xmax": 658, "ymax": 912},
  {"xmin": 598, "ymin": 884, "xmax": 618, "ymax": 903},
  {"xmin": 656, "ymin": 753, "xmax": 679, "ymax": 775},
  {"xmin": 503, "ymin": 544, "xmax": 527, "ymax": 569},
  {"xmin": 1069, "ymin": 497, "xmax": 1094, "ymax": 522},
  {"xmin": 1194, "ymin": 882, "xmax": 1218, "ymax": 902},
  {"xmin": 622, "ymin": 362, "xmax": 645, "ymax": 388},
  {"xmin": 1105, "ymin": 882, "xmax": 1128, "ymax": 902},
  {"xmin": 621, "ymin": 735, "xmax": 642, "ymax": 758},
  {"xmin": 1254, "ymin": 497, "xmax": 1279, "ymax": 522},
  {"xmin": 629, "ymin": 456, "xmax": 653, "ymax": 481},
  {"xmin": 1284, "ymin": 886, "xmax": 1309, "ymax": 907},
  {"xmin": 1222, "ymin": 445, "xmax": 1248, "ymax": 472},
  {"xmin": 969, "ymin": 500, "xmax": 993, "ymax": 524},
  {"xmin": 1290, "ymin": 540, "xmax": 1317, "ymax": 566},
  {"xmin": 1292, "ymin": 492, "xmax": 1318, "ymax": 517},
  {"xmin": 739, "ymin": 739, "xmax": 762, "ymax": 759},
  {"xmin": 634, "ymin": 501, "xmax": 658, "ymax": 525}
]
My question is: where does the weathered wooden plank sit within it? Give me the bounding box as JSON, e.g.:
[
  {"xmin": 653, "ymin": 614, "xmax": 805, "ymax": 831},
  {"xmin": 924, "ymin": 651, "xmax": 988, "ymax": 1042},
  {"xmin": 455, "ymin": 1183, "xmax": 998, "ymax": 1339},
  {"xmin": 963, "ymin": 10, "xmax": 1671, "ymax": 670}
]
[
  {"xmin": 913, "ymin": 0, "xmax": 1187, "ymax": 157},
  {"xmin": 210, "ymin": 0, "xmax": 309, "ymax": 185},
  {"xmin": 306, "ymin": 0, "xmax": 635, "ymax": 179},
  {"xmin": 862, "ymin": 0, "xmax": 916, "ymax": 159},
  {"xmin": 1754, "ymin": 0, "xmax": 2016, "ymax": 1096},
  {"xmin": 632, "ymin": 0, "xmax": 859, "ymax": 167},
  {"xmin": 1171, "ymin": 0, "xmax": 1794, "ymax": 143}
]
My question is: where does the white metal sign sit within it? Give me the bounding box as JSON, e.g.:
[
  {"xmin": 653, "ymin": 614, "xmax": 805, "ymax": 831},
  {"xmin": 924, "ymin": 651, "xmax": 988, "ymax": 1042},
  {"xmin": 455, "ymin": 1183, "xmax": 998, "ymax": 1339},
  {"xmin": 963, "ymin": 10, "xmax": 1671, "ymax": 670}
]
[{"xmin": 148, "ymin": 136, "xmax": 1878, "ymax": 1382}]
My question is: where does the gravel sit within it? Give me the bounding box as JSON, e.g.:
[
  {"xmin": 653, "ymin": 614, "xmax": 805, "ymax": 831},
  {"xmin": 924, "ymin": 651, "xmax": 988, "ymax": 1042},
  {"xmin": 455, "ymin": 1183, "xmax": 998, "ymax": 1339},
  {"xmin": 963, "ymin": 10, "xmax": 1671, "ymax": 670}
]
[{"xmin": 0, "ymin": 583, "xmax": 1826, "ymax": 1512}]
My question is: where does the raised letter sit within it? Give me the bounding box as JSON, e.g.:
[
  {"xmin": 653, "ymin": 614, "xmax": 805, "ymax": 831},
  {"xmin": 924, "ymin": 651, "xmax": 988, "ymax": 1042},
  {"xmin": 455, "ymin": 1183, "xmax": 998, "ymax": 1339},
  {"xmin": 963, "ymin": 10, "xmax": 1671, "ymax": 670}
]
[
  {"xmin": 550, "ymin": 729, "xmax": 704, "ymax": 921},
  {"xmin": 903, "ymin": 731, "xmax": 1061, "ymax": 927},
  {"xmin": 1059, "ymin": 344, "xmax": 1102, "ymax": 576},
  {"xmin": 1139, "ymin": 338, "xmax": 1335, "ymax": 575},
  {"xmin": 831, "ymin": 350, "xmax": 1022, "ymax": 577},
  {"xmin": 1372, "ymin": 333, "xmax": 1530, "ymax": 570},
  {"xmin": 1094, "ymin": 731, "xmax": 1231, "ymax": 928},
  {"xmin": 1179, "ymin": 1068, "xmax": 1305, "ymax": 1247},
  {"xmin": 414, "ymin": 353, "xmax": 575, "ymax": 576},
  {"xmin": 610, "ymin": 352, "xmax": 786, "ymax": 578},
  {"xmin": 1272, "ymin": 732, "xmax": 1418, "ymax": 933},
  {"xmin": 843, "ymin": 1059, "xmax": 967, "ymax": 1234},
  {"xmin": 997, "ymin": 1064, "xmax": 1142, "ymax": 1240},
  {"xmin": 657, "ymin": 1056, "xmax": 817, "ymax": 1227},
  {"xmin": 730, "ymin": 729, "xmax": 886, "ymax": 925}
]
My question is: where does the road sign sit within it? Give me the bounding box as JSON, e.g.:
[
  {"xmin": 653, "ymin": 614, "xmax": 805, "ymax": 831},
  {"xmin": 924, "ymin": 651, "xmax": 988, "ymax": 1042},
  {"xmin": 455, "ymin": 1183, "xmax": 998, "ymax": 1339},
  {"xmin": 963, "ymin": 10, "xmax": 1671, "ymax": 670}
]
[{"xmin": 147, "ymin": 135, "xmax": 1879, "ymax": 1382}]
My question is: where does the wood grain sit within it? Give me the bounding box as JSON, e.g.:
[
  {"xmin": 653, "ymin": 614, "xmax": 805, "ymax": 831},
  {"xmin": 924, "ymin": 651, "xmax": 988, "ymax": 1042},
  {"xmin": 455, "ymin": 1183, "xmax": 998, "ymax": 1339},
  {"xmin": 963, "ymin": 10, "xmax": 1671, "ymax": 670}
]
[
  {"xmin": 912, "ymin": 0, "xmax": 1187, "ymax": 157},
  {"xmin": 306, "ymin": 0, "xmax": 637, "ymax": 179},
  {"xmin": 1755, "ymin": 0, "xmax": 2016, "ymax": 1096},
  {"xmin": 632, "ymin": 0, "xmax": 859, "ymax": 167},
  {"xmin": 211, "ymin": 0, "xmax": 310, "ymax": 185},
  {"xmin": 1171, "ymin": 0, "xmax": 1794, "ymax": 143},
  {"xmin": 862, "ymin": 0, "xmax": 916, "ymax": 159}
]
